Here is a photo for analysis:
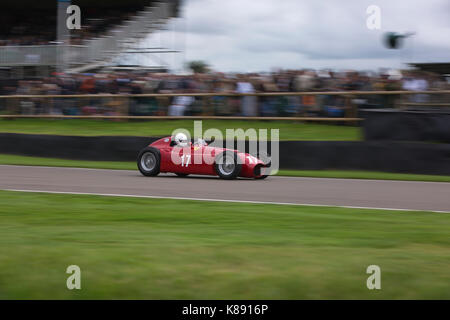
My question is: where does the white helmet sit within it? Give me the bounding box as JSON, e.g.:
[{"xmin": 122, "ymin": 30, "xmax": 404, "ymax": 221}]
[{"xmin": 174, "ymin": 133, "xmax": 188, "ymax": 147}]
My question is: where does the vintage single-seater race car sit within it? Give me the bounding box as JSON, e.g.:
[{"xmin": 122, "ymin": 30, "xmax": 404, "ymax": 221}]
[{"xmin": 137, "ymin": 133, "xmax": 271, "ymax": 180}]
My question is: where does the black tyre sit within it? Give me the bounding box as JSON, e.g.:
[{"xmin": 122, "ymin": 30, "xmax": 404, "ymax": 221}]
[
  {"xmin": 214, "ymin": 151, "xmax": 242, "ymax": 180},
  {"xmin": 137, "ymin": 147, "xmax": 161, "ymax": 177},
  {"xmin": 175, "ymin": 173, "xmax": 189, "ymax": 177}
]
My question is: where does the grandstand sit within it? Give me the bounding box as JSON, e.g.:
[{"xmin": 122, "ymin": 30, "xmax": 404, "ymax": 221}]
[{"xmin": 0, "ymin": 0, "xmax": 181, "ymax": 78}]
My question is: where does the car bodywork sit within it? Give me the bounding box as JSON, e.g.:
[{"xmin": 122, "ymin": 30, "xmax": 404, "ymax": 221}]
[{"xmin": 138, "ymin": 136, "xmax": 270, "ymax": 179}]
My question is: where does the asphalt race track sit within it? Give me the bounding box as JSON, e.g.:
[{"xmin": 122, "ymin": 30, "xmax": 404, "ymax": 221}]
[{"xmin": 0, "ymin": 165, "xmax": 449, "ymax": 212}]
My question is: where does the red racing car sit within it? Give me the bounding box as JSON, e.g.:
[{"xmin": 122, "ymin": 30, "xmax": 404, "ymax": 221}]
[{"xmin": 137, "ymin": 133, "xmax": 270, "ymax": 180}]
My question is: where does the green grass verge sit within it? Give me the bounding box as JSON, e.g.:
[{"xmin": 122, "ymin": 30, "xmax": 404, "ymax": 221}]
[
  {"xmin": 0, "ymin": 153, "xmax": 449, "ymax": 182},
  {"xmin": 0, "ymin": 190, "xmax": 448, "ymax": 299},
  {"xmin": 0, "ymin": 154, "xmax": 134, "ymax": 171},
  {"xmin": 278, "ymin": 170, "xmax": 450, "ymax": 182},
  {"xmin": 0, "ymin": 119, "xmax": 361, "ymax": 141}
]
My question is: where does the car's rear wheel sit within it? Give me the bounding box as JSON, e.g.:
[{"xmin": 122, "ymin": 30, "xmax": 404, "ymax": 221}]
[
  {"xmin": 137, "ymin": 147, "xmax": 160, "ymax": 176},
  {"xmin": 214, "ymin": 151, "xmax": 242, "ymax": 180}
]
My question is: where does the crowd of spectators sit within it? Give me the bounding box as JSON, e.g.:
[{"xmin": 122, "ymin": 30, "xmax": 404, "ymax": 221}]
[{"xmin": 0, "ymin": 69, "xmax": 448, "ymax": 117}]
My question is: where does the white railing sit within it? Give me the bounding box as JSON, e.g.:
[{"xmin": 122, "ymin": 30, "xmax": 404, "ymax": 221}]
[
  {"xmin": 0, "ymin": 1, "xmax": 173, "ymax": 69},
  {"xmin": 0, "ymin": 45, "xmax": 57, "ymax": 66}
]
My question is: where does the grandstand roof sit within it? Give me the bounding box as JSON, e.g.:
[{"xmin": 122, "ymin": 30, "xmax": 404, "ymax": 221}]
[
  {"xmin": 3, "ymin": 0, "xmax": 175, "ymax": 9},
  {"xmin": 408, "ymin": 63, "xmax": 450, "ymax": 76}
]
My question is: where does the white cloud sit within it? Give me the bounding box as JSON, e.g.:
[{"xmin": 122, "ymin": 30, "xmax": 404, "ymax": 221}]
[{"xmin": 146, "ymin": 0, "xmax": 450, "ymax": 72}]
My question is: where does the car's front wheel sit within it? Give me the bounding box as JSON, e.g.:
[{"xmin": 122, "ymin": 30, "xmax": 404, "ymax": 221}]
[
  {"xmin": 137, "ymin": 147, "xmax": 161, "ymax": 177},
  {"xmin": 214, "ymin": 151, "xmax": 242, "ymax": 180}
]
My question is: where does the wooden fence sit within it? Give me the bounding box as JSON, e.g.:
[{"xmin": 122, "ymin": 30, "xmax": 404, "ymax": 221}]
[{"xmin": 0, "ymin": 90, "xmax": 449, "ymax": 121}]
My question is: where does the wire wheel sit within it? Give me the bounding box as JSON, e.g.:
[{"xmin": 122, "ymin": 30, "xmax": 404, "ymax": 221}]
[
  {"xmin": 141, "ymin": 152, "xmax": 157, "ymax": 172},
  {"xmin": 137, "ymin": 147, "xmax": 160, "ymax": 177},
  {"xmin": 215, "ymin": 151, "xmax": 241, "ymax": 180},
  {"xmin": 218, "ymin": 154, "xmax": 236, "ymax": 175}
]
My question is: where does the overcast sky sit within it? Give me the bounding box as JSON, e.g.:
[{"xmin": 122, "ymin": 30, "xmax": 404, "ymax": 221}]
[{"xmin": 146, "ymin": 0, "xmax": 450, "ymax": 72}]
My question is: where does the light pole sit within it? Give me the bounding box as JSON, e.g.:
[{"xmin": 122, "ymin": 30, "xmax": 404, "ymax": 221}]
[{"xmin": 56, "ymin": 0, "xmax": 71, "ymax": 72}]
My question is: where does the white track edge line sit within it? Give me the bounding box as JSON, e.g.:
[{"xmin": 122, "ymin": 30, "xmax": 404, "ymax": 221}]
[{"xmin": 3, "ymin": 188, "xmax": 448, "ymax": 213}]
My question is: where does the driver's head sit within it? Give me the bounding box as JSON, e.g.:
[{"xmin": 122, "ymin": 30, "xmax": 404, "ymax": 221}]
[{"xmin": 174, "ymin": 133, "xmax": 188, "ymax": 147}]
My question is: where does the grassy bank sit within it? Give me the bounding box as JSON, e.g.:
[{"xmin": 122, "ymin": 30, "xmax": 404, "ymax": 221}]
[
  {"xmin": 0, "ymin": 119, "xmax": 361, "ymax": 141},
  {"xmin": 0, "ymin": 154, "xmax": 449, "ymax": 182},
  {"xmin": 0, "ymin": 190, "xmax": 448, "ymax": 299}
]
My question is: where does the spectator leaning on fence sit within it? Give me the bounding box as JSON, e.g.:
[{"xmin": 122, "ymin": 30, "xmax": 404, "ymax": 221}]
[{"xmin": 236, "ymin": 75, "xmax": 257, "ymax": 116}]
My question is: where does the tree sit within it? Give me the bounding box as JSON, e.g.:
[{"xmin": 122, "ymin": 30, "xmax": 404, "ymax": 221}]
[{"xmin": 187, "ymin": 60, "xmax": 210, "ymax": 74}]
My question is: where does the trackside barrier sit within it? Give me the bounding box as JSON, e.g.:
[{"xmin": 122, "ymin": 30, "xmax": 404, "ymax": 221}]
[
  {"xmin": 1, "ymin": 133, "xmax": 449, "ymax": 175},
  {"xmin": 0, "ymin": 90, "xmax": 449, "ymax": 121}
]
